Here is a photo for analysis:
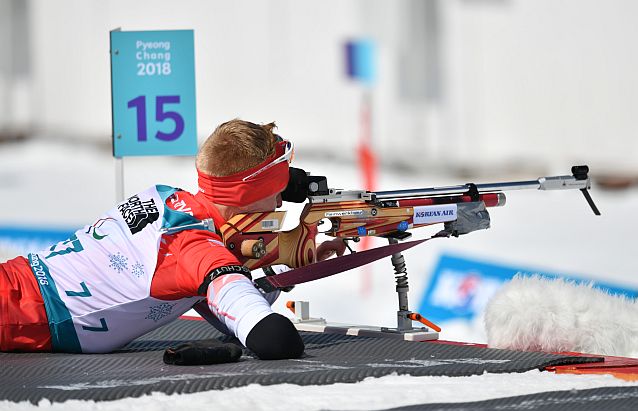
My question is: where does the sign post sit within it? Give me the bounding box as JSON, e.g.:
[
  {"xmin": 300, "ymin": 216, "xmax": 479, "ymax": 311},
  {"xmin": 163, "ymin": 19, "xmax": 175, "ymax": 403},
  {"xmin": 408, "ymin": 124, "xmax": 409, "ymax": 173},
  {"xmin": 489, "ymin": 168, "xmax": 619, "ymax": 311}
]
[{"xmin": 110, "ymin": 29, "xmax": 197, "ymax": 201}]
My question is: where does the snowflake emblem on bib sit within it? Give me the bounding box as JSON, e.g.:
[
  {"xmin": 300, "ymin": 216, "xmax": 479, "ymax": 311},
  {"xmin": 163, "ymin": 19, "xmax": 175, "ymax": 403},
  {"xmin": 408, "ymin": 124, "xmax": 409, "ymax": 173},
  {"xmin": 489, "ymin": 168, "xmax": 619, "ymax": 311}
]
[
  {"xmin": 131, "ymin": 262, "xmax": 145, "ymax": 278},
  {"xmin": 145, "ymin": 303, "xmax": 176, "ymax": 322},
  {"xmin": 108, "ymin": 253, "xmax": 128, "ymax": 274}
]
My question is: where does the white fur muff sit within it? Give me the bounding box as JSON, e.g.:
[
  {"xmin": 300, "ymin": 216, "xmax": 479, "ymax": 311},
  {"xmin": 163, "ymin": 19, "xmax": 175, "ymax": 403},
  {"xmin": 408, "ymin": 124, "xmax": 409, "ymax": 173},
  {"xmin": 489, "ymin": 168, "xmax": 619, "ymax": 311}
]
[{"xmin": 485, "ymin": 275, "xmax": 638, "ymax": 357}]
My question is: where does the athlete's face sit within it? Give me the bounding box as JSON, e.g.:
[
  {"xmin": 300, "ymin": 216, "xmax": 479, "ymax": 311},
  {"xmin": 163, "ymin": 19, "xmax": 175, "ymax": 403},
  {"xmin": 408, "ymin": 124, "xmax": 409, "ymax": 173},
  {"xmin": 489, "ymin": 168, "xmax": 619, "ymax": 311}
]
[
  {"xmin": 215, "ymin": 192, "xmax": 282, "ymax": 221},
  {"xmin": 239, "ymin": 193, "xmax": 283, "ymax": 214}
]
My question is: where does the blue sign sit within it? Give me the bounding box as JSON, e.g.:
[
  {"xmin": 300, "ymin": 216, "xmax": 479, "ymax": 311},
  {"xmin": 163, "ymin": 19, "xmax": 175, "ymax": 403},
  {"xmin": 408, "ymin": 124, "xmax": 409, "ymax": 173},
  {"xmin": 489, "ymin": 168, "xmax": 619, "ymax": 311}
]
[
  {"xmin": 345, "ymin": 39, "xmax": 376, "ymax": 86},
  {"xmin": 418, "ymin": 253, "xmax": 638, "ymax": 323},
  {"xmin": 110, "ymin": 30, "xmax": 197, "ymax": 157}
]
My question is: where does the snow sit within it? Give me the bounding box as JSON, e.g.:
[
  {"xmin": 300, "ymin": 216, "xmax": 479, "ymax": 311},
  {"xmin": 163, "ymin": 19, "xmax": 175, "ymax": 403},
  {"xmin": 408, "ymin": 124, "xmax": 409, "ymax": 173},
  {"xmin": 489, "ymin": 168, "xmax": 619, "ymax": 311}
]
[
  {"xmin": 1, "ymin": 372, "xmax": 636, "ymax": 411},
  {"xmin": 1, "ymin": 137, "xmax": 638, "ymax": 409}
]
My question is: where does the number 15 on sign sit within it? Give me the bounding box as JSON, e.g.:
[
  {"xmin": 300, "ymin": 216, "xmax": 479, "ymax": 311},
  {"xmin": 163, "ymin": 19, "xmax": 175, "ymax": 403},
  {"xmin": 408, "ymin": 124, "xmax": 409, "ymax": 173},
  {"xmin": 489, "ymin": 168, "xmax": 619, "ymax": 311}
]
[{"xmin": 110, "ymin": 29, "xmax": 197, "ymax": 157}]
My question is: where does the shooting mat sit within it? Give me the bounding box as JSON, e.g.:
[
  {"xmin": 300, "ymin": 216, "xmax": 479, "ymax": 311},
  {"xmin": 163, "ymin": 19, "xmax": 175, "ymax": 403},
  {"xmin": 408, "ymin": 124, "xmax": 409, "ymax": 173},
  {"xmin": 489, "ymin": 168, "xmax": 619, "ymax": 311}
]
[{"xmin": 0, "ymin": 318, "xmax": 603, "ymax": 404}]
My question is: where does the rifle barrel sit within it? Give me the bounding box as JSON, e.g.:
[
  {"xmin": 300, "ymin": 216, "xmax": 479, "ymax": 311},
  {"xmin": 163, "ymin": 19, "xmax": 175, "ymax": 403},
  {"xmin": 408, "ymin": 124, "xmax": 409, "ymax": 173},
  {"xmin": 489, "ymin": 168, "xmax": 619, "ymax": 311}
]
[{"xmin": 373, "ymin": 175, "xmax": 589, "ymax": 200}]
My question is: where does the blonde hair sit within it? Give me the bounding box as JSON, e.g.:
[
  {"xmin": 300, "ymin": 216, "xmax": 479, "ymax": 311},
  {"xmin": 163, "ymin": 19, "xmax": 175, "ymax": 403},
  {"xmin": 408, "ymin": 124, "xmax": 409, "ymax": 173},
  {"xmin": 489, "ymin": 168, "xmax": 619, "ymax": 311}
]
[{"xmin": 197, "ymin": 119, "xmax": 278, "ymax": 176}]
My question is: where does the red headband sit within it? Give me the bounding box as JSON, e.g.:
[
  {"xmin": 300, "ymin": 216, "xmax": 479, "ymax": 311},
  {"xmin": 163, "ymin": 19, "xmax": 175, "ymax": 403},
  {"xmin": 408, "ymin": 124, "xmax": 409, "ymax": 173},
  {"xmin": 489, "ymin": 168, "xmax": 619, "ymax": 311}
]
[{"xmin": 196, "ymin": 149, "xmax": 290, "ymax": 207}]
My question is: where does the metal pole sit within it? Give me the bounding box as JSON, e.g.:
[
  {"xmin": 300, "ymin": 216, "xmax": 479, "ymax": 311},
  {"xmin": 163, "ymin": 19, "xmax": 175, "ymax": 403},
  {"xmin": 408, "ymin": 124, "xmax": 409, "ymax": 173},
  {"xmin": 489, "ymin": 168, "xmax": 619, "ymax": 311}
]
[
  {"xmin": 115, "ymin": 157, "xmax": 124, "ymax": 202},
  {"xmin": 111, "ymin": 28, "xmax": 123, "ymax": 203}
]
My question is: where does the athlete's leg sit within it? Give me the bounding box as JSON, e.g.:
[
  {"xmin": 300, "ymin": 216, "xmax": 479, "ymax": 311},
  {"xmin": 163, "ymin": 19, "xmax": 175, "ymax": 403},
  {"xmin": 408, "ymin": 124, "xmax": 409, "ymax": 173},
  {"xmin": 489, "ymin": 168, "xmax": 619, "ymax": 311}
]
[
  {"xmin": 207, "ymin": 273, "xmax": 304, "ymax": 359},
  {"xmin": 0, "ymin": 256, "xmax": 52, "ymax": 352},
  {"xmin": 245, "ymin": 312, "xmax": 304, "ymax": 360}
]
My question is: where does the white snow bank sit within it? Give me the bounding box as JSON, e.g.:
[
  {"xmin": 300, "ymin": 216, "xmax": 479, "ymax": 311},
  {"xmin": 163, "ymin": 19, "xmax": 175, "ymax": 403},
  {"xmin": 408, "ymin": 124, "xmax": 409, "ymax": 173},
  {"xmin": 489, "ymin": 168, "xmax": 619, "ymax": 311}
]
[{"xmin": 2, "ymin": 371, "xmax": 636, "ymax": 411}]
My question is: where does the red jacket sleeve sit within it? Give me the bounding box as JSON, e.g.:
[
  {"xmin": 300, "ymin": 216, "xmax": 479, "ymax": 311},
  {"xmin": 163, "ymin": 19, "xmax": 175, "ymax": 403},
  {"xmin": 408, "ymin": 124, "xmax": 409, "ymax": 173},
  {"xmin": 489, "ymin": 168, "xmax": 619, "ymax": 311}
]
[{"xmin": 150, "ymin": 229, "xmax": 241, "ymax": 300}]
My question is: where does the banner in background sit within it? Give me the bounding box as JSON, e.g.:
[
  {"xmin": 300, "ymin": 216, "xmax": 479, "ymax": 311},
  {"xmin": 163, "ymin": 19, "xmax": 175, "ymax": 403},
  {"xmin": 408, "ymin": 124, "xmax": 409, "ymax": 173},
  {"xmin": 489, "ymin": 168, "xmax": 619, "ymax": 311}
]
[
  {"xmin": 418, "ymin": 253, "xmax": 638, "ymax": 323},
  {"xmin": 0, "ymin": 226, "xmax": 74, "ymax": 259},
  {"xmin": 110, "ymin": 29, "xmax": 197, "ymax": 157}
]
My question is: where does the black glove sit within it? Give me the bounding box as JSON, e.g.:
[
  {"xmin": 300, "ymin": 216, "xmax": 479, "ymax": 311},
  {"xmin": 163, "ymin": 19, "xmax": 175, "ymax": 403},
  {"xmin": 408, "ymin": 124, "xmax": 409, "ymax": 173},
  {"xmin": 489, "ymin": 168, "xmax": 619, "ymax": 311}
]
[{"xmin": 163, "ymin": 339, "xmax": 243, "ymax": 365}]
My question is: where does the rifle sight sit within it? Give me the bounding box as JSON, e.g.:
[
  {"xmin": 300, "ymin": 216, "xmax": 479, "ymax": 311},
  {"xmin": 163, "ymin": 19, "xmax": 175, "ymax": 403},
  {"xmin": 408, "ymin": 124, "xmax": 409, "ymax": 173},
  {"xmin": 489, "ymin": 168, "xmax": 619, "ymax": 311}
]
[{"xmin": 281, "ymin": 167, "xmax": 329, "ymax": 203}]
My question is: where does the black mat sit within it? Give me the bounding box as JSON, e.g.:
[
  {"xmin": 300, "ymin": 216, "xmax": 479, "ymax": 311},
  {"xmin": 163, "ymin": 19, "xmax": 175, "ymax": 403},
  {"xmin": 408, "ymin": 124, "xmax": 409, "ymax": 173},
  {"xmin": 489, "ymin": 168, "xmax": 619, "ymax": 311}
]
[
  {"xmin": 382, "ymin": 386, "xmax": 638, "ymax": 411},
  {"xmin": 0, "ymin": 318, "xmax": 602, "ymax": 404}
]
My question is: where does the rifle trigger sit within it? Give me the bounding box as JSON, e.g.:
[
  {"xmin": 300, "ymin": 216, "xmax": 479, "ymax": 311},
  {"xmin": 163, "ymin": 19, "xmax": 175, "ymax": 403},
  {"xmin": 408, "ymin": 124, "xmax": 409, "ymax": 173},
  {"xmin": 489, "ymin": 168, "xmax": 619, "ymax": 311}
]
[
  {"xmin": 342, "ymin": 237, "xmax": 359, "ymax": 254},
  {"xmin": 344, "ymin": 242, "xmax": 355, "ymax": 254}
]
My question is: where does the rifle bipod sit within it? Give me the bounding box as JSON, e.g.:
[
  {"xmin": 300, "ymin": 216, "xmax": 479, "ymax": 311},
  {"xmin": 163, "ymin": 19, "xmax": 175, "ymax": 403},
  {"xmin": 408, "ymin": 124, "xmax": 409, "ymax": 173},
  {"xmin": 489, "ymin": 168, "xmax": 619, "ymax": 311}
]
[
  {"xmin": 379, "ymin": 235, "xmax": 441, "ymax": 336},
  {"xmin": 285, "ymin": 234, "xmax": 440, "ymax": 342}
]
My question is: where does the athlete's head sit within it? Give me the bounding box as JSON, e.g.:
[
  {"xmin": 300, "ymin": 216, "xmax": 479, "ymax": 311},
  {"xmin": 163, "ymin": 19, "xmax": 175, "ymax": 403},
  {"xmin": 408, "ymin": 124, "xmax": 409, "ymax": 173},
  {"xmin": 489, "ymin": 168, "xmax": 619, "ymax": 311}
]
[
  {"xmin": 197, "ymin": 119, "xmax": 278, "ymax": 177},
  {"xmin": 196, "ymin": 119, "xmax": 293, "ymax": 218}
]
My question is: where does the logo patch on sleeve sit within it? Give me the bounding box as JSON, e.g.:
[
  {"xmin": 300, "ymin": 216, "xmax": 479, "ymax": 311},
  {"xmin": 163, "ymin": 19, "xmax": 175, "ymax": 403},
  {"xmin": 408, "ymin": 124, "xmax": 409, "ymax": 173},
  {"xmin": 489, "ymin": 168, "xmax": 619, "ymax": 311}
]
[{"xmin": 118, "ymin": 195, "xmax": 160, "ymax": 234}]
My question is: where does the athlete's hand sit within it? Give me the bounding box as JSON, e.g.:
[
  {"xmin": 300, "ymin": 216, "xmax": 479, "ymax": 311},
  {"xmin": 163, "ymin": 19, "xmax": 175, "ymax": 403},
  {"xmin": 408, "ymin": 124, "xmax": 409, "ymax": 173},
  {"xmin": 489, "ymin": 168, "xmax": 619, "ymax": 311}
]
[{"xmin": 316, "ymin": 238, "xmax": 347, "ymax": 261}]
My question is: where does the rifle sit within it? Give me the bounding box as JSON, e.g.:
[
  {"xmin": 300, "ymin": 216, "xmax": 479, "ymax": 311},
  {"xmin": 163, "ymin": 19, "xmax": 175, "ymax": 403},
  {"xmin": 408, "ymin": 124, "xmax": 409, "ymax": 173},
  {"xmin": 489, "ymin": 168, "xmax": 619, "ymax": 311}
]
[
  {"xmin": 208, "ymin": 165, "xmax": 600, "ymax": 338},
  {"xmin": 218, "ymin": 165, "xmax": 600, "ymax": 271}
]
